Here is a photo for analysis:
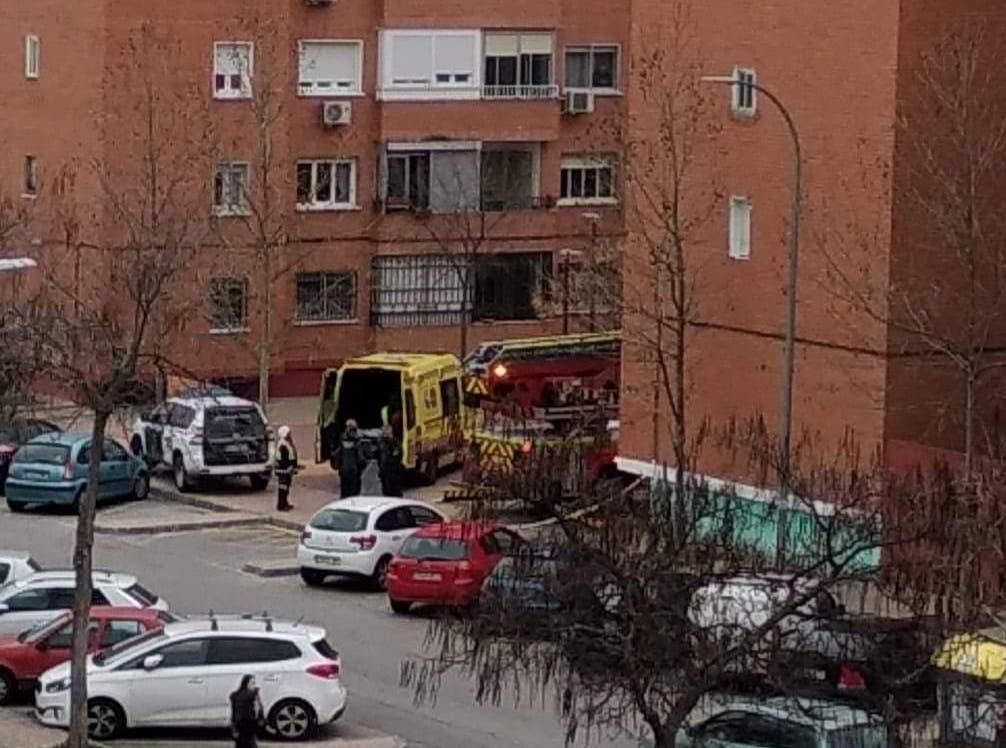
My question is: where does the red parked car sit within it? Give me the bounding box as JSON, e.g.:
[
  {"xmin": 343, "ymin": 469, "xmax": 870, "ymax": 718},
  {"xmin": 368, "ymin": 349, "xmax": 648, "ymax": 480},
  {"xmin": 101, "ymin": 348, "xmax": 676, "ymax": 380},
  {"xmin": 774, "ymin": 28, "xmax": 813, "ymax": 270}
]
[
  {"xmin": 0, "ymin": 606, "xmax": 171, "ymax": 704},
  {"xmin": 386, "ymin": 522, "xmax": 525, "ymax": 614}
]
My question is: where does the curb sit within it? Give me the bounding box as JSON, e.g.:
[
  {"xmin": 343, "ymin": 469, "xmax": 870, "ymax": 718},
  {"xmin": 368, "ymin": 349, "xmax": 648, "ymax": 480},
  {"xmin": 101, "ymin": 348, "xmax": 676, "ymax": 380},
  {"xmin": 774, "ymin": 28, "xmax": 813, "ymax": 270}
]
[
  {"xmin": 95, "ymin": 514, "xmax": 267, "ymax": 535},
  {"xmin": 149, "ymin": 485, "xmax": 239, "ymax": 513},
  {"xmin": 242, "ymin": 559, "xmax": 301, "ymax": 577}
]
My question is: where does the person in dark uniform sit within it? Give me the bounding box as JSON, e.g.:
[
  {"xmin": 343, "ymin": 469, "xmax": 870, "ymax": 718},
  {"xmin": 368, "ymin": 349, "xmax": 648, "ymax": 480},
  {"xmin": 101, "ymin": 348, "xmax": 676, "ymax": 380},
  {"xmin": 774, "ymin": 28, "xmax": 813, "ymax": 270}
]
[
  {"xmin": 230, "ymin": 674, "xmax": 263, "ymax": 748},
  {"xmin": 378, "ymin": 425, "xmax": 405, "ymax": 497},
  {"xmin": 334, "ymin": 419, "xmax": 365, "ymax": 498},
  {"xmin": 274, "ymin": 425, "xmax": 298, "ymax": 512}
]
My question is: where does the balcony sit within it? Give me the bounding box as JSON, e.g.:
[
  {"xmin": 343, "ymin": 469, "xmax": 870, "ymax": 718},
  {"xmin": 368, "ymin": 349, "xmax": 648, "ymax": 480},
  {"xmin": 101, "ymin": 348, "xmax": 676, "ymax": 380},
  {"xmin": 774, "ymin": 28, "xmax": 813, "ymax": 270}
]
[{"xmin": 481, "ymin": 84, "xmax": 559, "ymax": 101}]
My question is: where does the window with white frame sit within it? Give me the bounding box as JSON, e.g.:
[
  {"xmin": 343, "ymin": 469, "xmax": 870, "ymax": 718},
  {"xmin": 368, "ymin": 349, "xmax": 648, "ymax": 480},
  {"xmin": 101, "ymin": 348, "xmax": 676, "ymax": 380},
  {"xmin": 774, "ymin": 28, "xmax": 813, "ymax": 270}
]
[
  {"xmin": 385, "ymin": 152, "xmax": 431, "ymax": 211},
  {"xmin": 296, "ymin": 159, "xmax": 355, "ymax": 210},
  {"xmin": 483, "ymin": 33, "xmax": 554, "ymax": 98},
  {"xmin": 732, "ymin": 67, "xmax": 757, "ymax": 115},
  {"xmin": 380, "ymin": 30, "xmax": 480, "ymax": 98},
  {"xmin": 24, "ymin": 35, "xmax": 39, "ymax": 79},
  {"xmin": 208, "ymin": 278, "xmax": 248, "ymax": 332},
  {"xmin": 559, "ymin": 156, "xmax": 615, "ymax": 205},
  {"xmin": 23, "ymin": 156, "xmax": 38, "ymax": 196},
  {"xmin": 296, "ymin": 271, "xmax": 356, "ymax": 322},
  {"xmin": 298, "ymin": 41, "xmax": 362, "ymax": 95},
  {"xmin": 728, "ymin": 196, "xmax": 752, "ymax": 259},
  {"xmin": 564, "ymin": 45, "xmax": 618, "ymax": 92},
  {"xmin": 213, "ymin": 163, "xmax": 249, "ymax": 216},
  {"xmin": 213, "ymin": 42, "xmax": 253, "ymax": 99}
]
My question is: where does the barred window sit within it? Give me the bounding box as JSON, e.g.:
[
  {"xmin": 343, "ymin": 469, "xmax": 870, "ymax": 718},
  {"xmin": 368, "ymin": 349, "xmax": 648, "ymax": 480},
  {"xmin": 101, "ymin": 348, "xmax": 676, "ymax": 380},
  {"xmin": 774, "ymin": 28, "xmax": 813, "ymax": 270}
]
[
  {"xmin": 296, "ymin": 272, "xmax": 356, "ymax": 322},
  {"xmin": 208, "ymin": 278, "xmax": 248, "ymax": 332}
]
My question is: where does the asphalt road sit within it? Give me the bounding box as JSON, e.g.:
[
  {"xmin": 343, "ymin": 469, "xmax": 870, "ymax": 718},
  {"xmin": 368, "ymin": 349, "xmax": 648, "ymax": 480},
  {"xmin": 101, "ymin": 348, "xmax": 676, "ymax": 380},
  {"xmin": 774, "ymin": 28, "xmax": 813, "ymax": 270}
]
[{"xmin": 0, "ymin": 503, "xmax": 641, "ymax": 748}]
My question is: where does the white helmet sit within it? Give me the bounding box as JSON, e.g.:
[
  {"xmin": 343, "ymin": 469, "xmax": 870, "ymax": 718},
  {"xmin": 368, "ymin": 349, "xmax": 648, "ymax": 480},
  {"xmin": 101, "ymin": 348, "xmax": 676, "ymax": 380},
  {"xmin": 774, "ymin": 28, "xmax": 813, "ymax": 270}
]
[{"xmin": 277, "ymin": 425, "xmax": 291, "ymax": 440}]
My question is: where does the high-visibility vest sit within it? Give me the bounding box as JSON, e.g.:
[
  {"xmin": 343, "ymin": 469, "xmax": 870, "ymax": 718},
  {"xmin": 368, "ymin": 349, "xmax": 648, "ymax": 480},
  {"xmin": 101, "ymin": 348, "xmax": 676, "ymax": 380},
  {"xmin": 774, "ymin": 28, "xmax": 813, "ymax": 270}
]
[{"xmin": 381, "ymin": 405, "xmax": 390, "ymax": 426}]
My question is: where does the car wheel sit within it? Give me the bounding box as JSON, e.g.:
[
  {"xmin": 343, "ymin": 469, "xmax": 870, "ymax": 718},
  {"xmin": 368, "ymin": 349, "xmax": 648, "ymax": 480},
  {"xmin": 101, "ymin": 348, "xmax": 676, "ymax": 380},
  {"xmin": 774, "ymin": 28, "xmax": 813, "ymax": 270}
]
[
  {"xmin": 172, "ymin": 454, "xmax": 193, "ymax": 493},
  {"xmin": 390, "ymin": 598, "xmax": 412, "ymax": 615},
  {"xmin": 0, "ymin": 668, "xmax": 14, "ymax": 705},
  {"xmin": 69, "ymin": 488, "xmax": 84, "ymax": 515},
  {"xmin": 132, "ymin": 472, "xmax": 150, "ymax": 500},
  {"xmin": 87, "ymin": 698, "xmax": 125, "ymax": 740},
  {"xmin": 268, "ymin": 698, "xmax": 317, "ymax": 741},
  {"xmin": 371, "ymin": 555, "xmax": 392, "ymax": 591},
  {"xmin": 300, "ymin": 568, "xmax": 326, "ymax": 587},
  {"xmin": 249, "ymin": 474, "xmax": 270, "ymax": 491},
  {"xmin": 6, "ymin": 499, "xmax": 26, "ymax": 513}
]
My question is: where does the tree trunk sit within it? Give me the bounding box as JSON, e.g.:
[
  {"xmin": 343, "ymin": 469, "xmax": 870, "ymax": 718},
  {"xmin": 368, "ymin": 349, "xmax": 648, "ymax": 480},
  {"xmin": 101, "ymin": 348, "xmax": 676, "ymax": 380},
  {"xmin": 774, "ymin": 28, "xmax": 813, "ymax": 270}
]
[
  {"xmin": 67, "ymin": 408, "xmax": 110, "ymax": 748},
  {"xmin": 459, "ymin": 264, "xmax": 470, "ymax": 360},
  {"xmin": 258, "ymin": 256, "xmax": 273, "ymax": 409},
  {"xmin": 964, "ymin": 369, "xmax": 975, "ymax": 475}
]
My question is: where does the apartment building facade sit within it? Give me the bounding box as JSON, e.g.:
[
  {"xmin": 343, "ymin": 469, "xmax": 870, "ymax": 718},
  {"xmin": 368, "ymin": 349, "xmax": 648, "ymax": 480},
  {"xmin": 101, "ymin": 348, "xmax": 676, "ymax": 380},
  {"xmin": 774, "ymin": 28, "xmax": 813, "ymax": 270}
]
[
  {"xmin": 0, "ymin": 0, "xmax": 627, "ymax": 396},
  {"xmin": 617, "ymin": 0, "xmax": 1006, "ymax": 486}
]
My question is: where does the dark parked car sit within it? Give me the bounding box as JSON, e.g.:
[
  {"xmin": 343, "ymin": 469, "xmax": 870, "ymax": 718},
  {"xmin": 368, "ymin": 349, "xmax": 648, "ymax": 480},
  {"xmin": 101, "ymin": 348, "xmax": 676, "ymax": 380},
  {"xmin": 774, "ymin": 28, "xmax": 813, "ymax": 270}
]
[{"xmin": 0, "ymin": 419, "xmax": 62, "ymax": 495}]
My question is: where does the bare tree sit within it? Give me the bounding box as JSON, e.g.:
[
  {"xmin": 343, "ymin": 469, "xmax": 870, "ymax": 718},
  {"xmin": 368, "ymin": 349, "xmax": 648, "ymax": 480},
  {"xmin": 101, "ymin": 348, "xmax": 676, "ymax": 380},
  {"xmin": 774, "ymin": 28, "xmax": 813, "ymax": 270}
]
[
  {"xmin": 822, "ymin": 23, "xmax": 1006, "ymax": 473},
  {"xmin": 14, "ymin": 25, "xmax": 216, "ymax": 747},
  {"xmin": 403, "ymin": 424, "xmax": 910, "ymax": 748},
  {"xmin": 617, "ymin": 5, "xmax": 723, "ymax": 512}
]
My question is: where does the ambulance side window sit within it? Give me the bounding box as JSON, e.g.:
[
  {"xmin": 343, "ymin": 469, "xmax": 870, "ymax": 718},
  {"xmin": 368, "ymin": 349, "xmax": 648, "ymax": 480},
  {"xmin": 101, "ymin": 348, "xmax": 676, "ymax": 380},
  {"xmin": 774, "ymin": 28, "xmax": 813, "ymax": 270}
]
[
  {"xmin": 440, "ymin": 378, "xmax": 460, "ymax": 418},
  {"xmin": 404, "ymin": 390, "xmax": 416, "ymax": 429}
]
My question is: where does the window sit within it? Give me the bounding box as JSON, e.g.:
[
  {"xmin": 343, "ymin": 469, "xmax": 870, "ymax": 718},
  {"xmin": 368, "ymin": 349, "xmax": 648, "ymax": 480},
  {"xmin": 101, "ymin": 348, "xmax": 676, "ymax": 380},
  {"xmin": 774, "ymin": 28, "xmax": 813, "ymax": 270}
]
[
  {"xmin": 298, "ymin": 40, "xmax": 362, "ymax": 95},
  {"xmin": 483, "ymin": 33, "xmax": 554, "ymax": 98},
  {"xmin": 564, "ymin": 45, "xmax": 618, "ymax": 91},
  {"xmin": 380, "ymin": 30, "xmax": 480, "ymax": 98},
  {"xmin": 103, "ymin": 440, "xmax": 128, "ymax": 462},
  {"xmin": 89, "ymin": 589, "xmax": 110, "ymax": 606},
  {"xmin": 149, "ymin": 638, "xmax": 209, "ymax": 668},
  {"xmin": 559, "ymin": 156, "xmax": 615, "ymax": 205},
  {"xmin": 207, "ymin": 637, "xmax": 301, "ymax": 665},
  {"xmin": 0, "ymin": 564, "xmax": 9, "ymax": 585},
  {"xmin": 439, "ymin": 378, "xmax": 460, "ymax": 418},
  {"xmin": 732, "ymin": 67, "xmax": 757, "ymax": 115},
  {"xmin": 213, "ymin": 42, "xmax": 253, "ymax": 99},
  {"xmin": 209, "ymin": 278, "xmax": 249, "ymax": 332},
  {"xmin": 24, "ymin": 35, "xmax": 39, "ymax": 79},
  {"xmin": 370, "ymin": 252, "xmax": 548, "ymax": 326},
  {"xmin": 5, "ymin": 588, "xmax": 48, "ymax": 612},
  {"xmin": 409, "ymin": 506, "xmax": 442, "ymax": 527},
  {"xmin": 729, "ymin": 196, "xmax": 752, "ymax": 260},
  {"xmin": 376, "ymin": 508, "xmax": 409, "ymax": 532},
  {"xmin": 47, "ymin": 620, "xmax": 97, "ymax": 649},
  {"xmin": 473, "ymin": 253, "xmax": 549, "ymax": 320},
  {"xmin": 102, "ymin": 620, "xmax": 143, "ymax": 648},
  {"xmin": 213, "ymin": 163, "xmax": 249, "ymax": 216},
  {"xmin": 385, "ymin": 152, "xmax": 431, "ymax": 211},
  {"xmin": 296, "ymin": 159, "xmax": 355, "ymax": 210},
  {"xmin": 295, "ymin": 272, "xmax": 356, "ymax": 323},
  {"xmin": 23, "ymin": 155, "xmax": 38, "ymax": 197},
  {"xmin": 481, "ymin": 144, "xmax": 538, "ymax": 211},
  {"xmin": 167, "ymin": 405, "xmax": 195, "ymax": 429}
]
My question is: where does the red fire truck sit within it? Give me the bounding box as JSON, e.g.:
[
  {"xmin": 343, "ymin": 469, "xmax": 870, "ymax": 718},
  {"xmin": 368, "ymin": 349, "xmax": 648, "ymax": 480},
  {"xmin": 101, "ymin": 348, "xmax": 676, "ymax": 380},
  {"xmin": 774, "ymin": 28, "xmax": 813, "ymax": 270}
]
[{"xmin": 461, "ymin": 332, "xmax": 621, "ymax": 496}]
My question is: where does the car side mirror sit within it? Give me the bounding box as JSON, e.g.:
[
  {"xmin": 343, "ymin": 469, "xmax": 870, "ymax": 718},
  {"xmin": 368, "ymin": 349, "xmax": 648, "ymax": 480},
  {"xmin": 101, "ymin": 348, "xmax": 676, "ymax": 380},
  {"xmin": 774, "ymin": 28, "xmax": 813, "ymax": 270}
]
[{"xmin": 142, "ymin": 654, "xmax": 163, "ymax": 671}]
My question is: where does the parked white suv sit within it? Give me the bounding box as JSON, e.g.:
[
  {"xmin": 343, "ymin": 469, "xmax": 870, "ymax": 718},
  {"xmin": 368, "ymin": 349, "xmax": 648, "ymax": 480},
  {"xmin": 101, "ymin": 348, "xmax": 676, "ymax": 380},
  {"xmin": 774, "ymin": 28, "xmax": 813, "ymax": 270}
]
[
  {"xmin": 298, "ymin": 496, "xmax": 445, "ymax": 589},
  {"xmin": 130, "ymin": 387, "xmax": 272, "ymax": 492},
  {"xmin": 35, "ymin": 615, "xmax": 346, "ymax": 741},
  {"xmin": 0, "ymin": 570, "xmax": 168, "ymax": 636}
]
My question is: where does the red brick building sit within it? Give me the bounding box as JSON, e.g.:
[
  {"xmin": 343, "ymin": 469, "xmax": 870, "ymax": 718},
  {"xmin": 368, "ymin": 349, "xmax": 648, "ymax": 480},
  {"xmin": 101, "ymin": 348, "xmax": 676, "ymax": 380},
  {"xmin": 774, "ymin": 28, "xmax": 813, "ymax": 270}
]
[
  {"xmin": 617, "ymin": 0, "xmax": 1006, "ymax": 487},
  {"xmin": 0, "ymin": 0, "xmax": 626, "ymax": 396}
]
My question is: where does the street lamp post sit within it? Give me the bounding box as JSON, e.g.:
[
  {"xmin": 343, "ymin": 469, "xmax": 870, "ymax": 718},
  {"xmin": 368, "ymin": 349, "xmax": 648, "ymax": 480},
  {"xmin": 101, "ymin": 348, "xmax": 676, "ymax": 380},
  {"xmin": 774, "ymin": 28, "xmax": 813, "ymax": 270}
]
[{"xmin": 701, "ymin": 74, "xmax": 802, "ymax": 485}]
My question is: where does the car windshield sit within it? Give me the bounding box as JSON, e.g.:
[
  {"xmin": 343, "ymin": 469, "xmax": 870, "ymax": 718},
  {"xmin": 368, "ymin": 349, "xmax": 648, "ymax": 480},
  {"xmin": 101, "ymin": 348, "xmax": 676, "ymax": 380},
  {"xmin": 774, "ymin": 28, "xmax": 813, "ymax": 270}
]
[
  {"xmin": 310, "ymin": 509, "xmax": 368, "ymax": 533},
  {"xmin": 205, "ymin": 407, "xmax": 265, "ymax": 438},
  {"xmin": 19, "ymin": 612, "xmax": 71, "ymax": 643},
  {"xmin": 400, "ymin": 536, "xmax": 470, "ymax": 561},
  {"xmin": 15, "ymin": 443, "xmax": 70, "ymax": 465},
  {"xmin": 93, "ymin": 628, "xmax": 165, "ymax": 665},
  {"xmin": 828, "ymin": 725, "xmax": 887, "ymax": 748}
]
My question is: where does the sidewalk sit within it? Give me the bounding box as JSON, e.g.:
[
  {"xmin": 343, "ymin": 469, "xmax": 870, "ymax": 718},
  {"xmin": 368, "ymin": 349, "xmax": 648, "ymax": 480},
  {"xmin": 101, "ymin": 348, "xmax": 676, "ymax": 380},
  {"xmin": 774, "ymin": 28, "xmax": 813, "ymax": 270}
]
[{"xmin": 1, "ymin": 704, "xmax": 67, "ymax": 748}]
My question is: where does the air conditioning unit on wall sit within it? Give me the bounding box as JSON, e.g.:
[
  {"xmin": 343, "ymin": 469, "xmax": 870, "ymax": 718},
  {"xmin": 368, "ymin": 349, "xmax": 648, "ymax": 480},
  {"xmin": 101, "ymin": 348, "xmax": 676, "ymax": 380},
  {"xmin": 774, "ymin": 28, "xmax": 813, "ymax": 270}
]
[
  {"xmin": 564, "ymin": 90, "xmax": 595, "ymax": 115},
  {"xmin": 322, "ymin": 101, "xmax": 352, "ymax": 127},
  {"xmin": 305, "ymin": 0, "xmax": 334, "ymax": 6}
]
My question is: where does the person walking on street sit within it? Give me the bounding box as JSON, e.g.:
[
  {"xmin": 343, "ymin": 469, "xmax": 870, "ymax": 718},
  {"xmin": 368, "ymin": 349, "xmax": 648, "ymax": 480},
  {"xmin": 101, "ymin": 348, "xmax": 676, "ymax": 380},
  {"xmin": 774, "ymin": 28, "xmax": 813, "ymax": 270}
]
[
  {"xmin": 230, "ymin": 674, "xmax": 263, "ymax": 748},
  {"xmin": 274, "ymin": 425, "xmax": 299, "ymax": 512},
  {"xmin": 334, "ymin": 419, "xmax": 365, "ymax": 498},
  {"xmin": 378, "ymin": 425, "xmax": 404, "ymax": 497}
]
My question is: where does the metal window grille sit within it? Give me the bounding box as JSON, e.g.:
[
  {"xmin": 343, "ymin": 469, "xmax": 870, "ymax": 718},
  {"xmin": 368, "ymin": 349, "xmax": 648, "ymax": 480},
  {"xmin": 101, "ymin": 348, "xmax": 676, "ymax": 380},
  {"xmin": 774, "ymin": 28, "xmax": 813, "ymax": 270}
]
[{"xmin": 296, "ymin": 272, "xmax": 356, "ymax": 322}]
